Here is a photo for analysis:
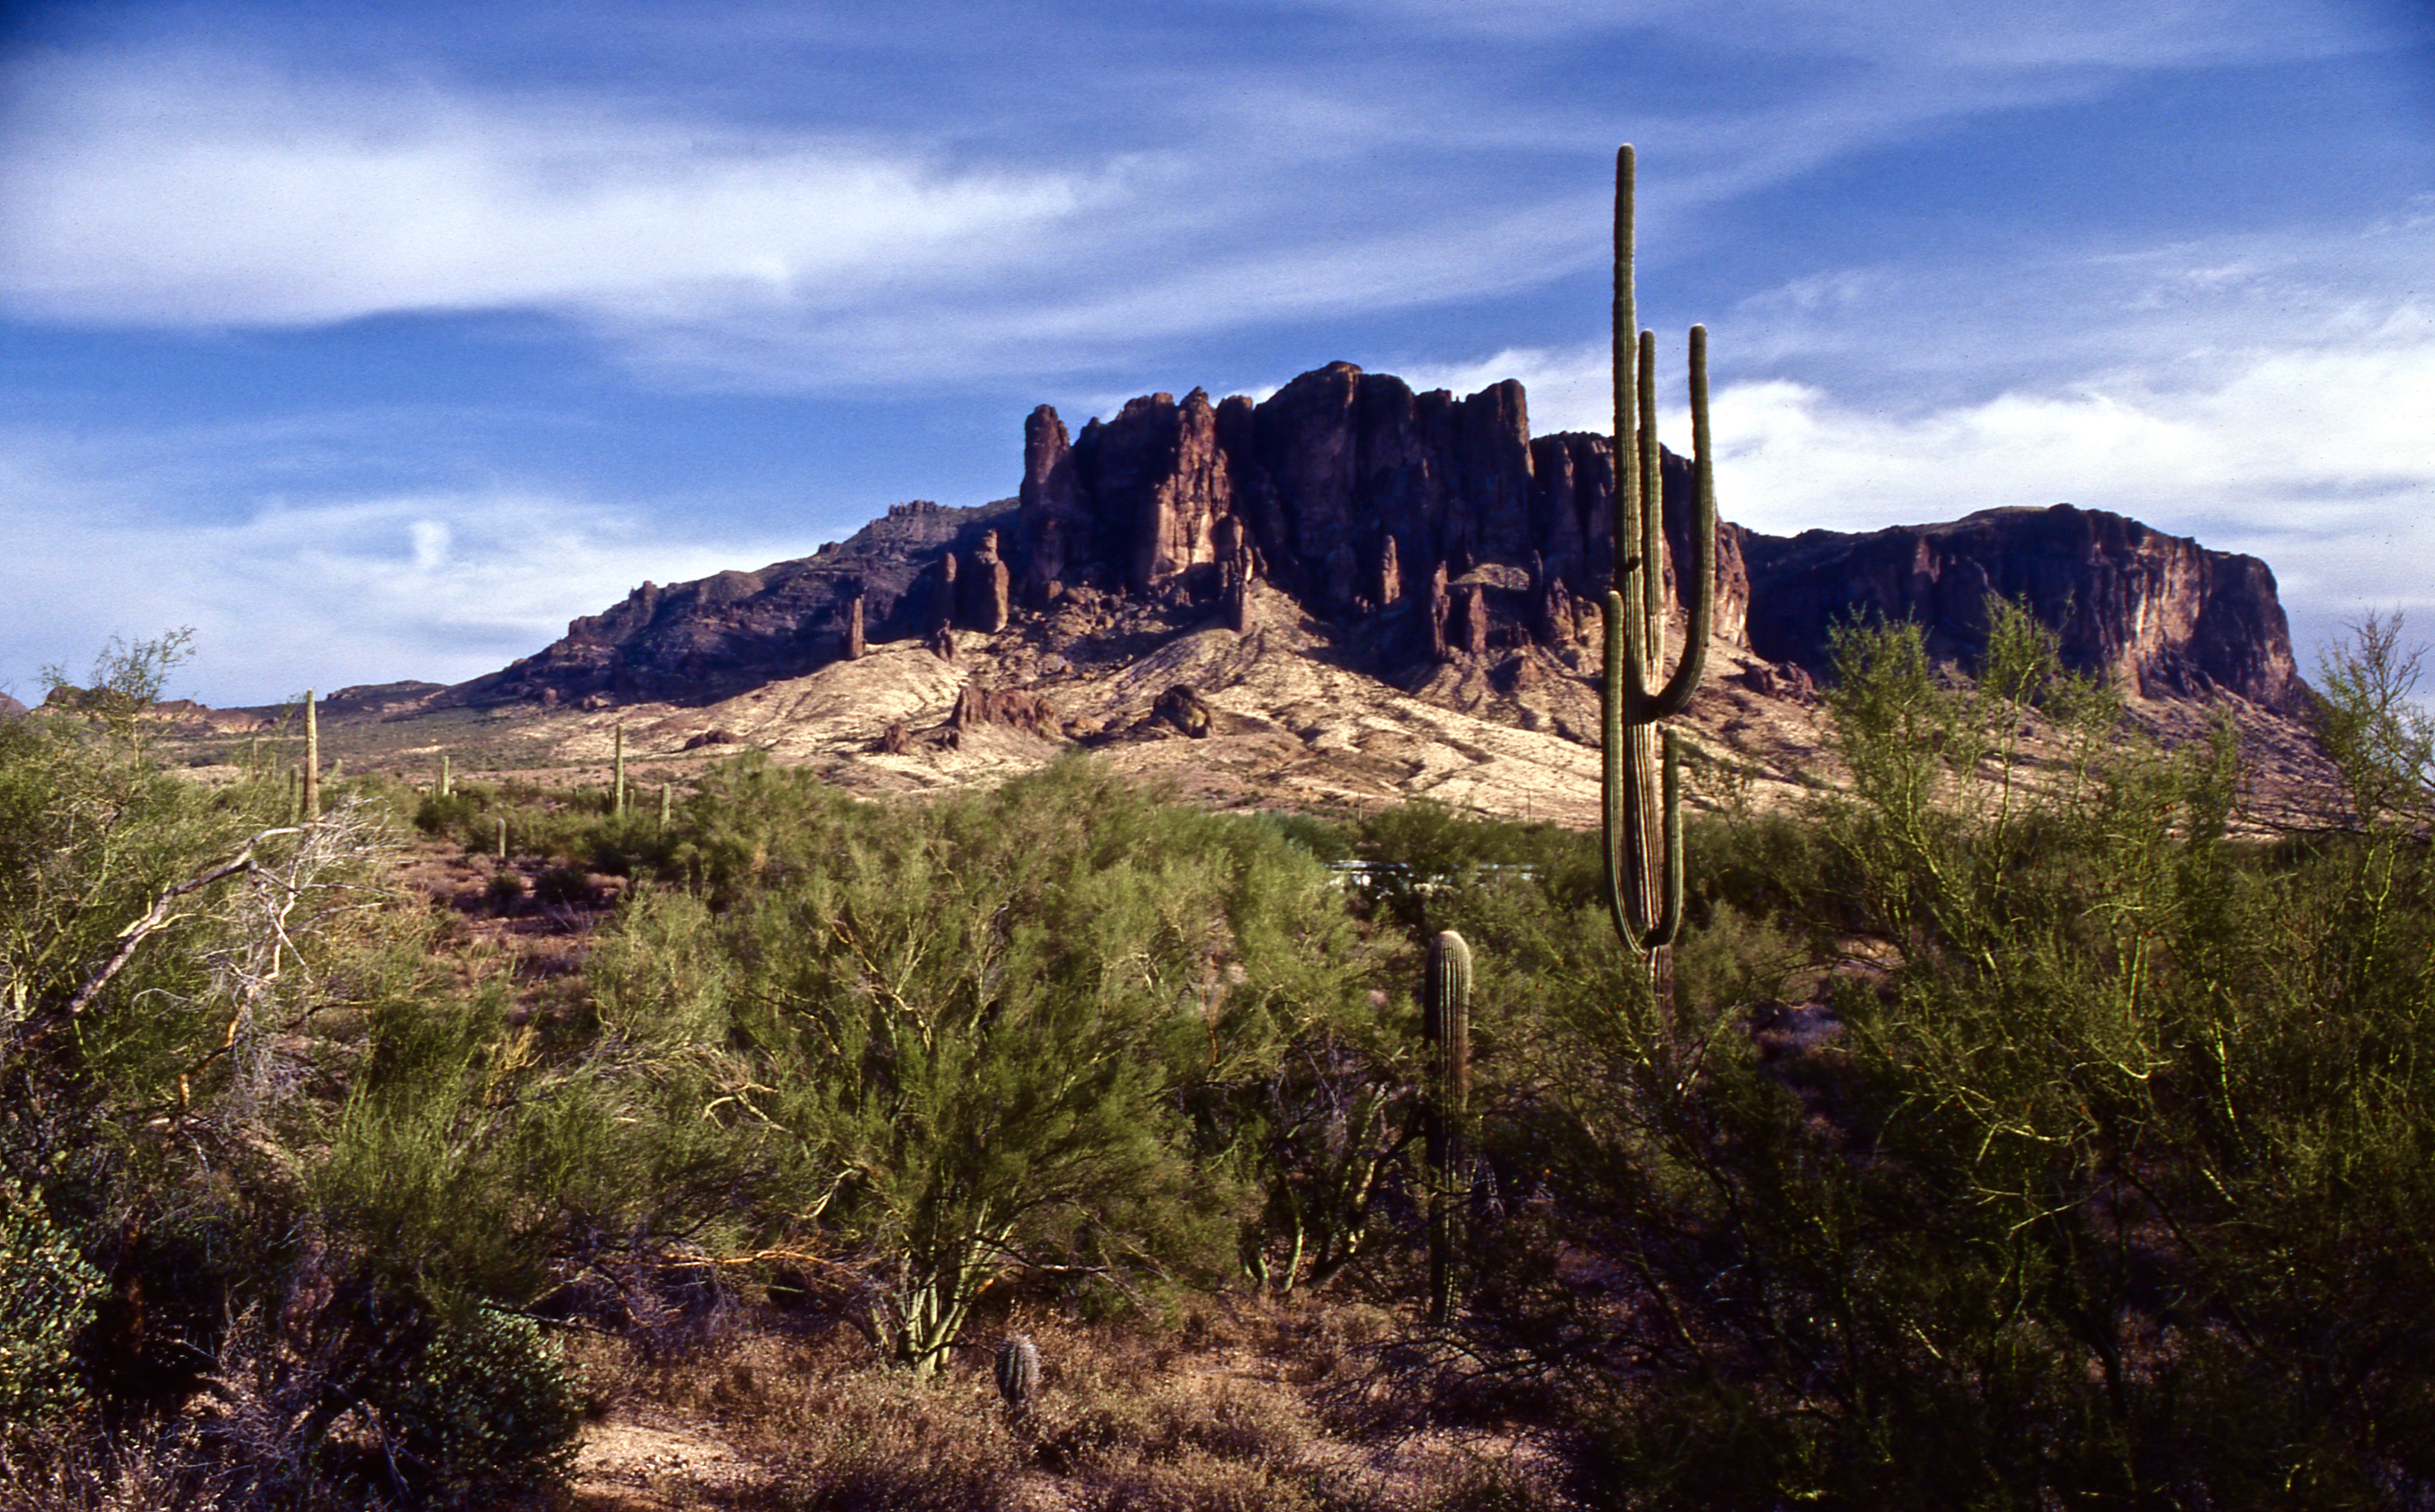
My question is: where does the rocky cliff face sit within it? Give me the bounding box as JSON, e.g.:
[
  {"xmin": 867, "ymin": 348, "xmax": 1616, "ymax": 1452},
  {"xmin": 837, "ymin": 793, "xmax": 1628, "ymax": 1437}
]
[
  {"xmin": 1741, "ymin": 506, "xmax": 2304, "ymax": 712},
  {"xmin": 1004, "ymin": 364, "xmax": 2296, "ymax": 712},
  {"xmin": 455, "ymin": 362, "xmax": 2302, "ymax": 718}
]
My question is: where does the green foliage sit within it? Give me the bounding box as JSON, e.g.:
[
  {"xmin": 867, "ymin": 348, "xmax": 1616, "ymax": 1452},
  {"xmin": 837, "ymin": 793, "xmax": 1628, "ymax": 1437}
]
[
  {"xmin": 38, "ymin": 626, "xmax": 196, "ymax": 755},
  {"xmin": 1460, "ymin": 598, "xmax": 2435, "ymax": 1509},
  {"xmin": 18, "ymin": 621, "xmax": 2435, "ymax": 1506},
  {"xmin": 0, "ymin": 1184, "xmax": 103, "ymax": 1425},
  {"xmin": 2311, "ymin": 609, "xmax": 2435, "ymax": 831},
  {"xmin": 382, "ymin": 1307, "xmax": 581, "ymax": 1503},
  {"xmin": 705, "ymin": 759, "xmax": 1370, "ymax": 1373}
]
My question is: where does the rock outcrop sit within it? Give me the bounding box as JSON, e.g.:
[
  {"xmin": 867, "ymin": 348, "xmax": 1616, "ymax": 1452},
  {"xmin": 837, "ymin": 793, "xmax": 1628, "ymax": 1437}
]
[
  {"xmin": 1740, "ymin": 505, "xmax": 2304, "ymax": 713},
  {"xmin": 1007, "ymin": 363, "xmax": 2292, "ymax": 711},
  {"xmin": 444, "ymin": 498, "xmax": 1015, "ymax": 708},
  {"xmin": 1007, "ymin": 362, "xmax": 1756, "ymax": 674}
]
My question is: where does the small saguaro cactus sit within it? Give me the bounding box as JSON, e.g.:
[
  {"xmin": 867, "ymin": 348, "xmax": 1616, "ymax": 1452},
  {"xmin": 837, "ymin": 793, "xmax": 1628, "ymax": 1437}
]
[
  {"xmin": 302, "ymin": 689, "xmax": 321, "ymax": 821},
  {"xmin": 995, "ymin": 1334, "xmax": 1041, "ymax": 1415},
  {"xmin": 440, "ymin": 752, "xmax": 452, "ymax": 798},
  {"xmin": 496, "ymin": 815, "xmax": 508, "ymax": 863},
  {"xmin": 1423, "ymin": 929, "xmax": 1473, "ymax": 1325},
  {"xmin": 612, "ymin": 722, "xmax": 627, "ymax": 818},
  {"xmin": 659, "ymin": 780, "xmax": 672, "ymax": 829},
  {"xmin": 1603, "ymin": 144, "xmax": 1717, "ymax": 1003}
]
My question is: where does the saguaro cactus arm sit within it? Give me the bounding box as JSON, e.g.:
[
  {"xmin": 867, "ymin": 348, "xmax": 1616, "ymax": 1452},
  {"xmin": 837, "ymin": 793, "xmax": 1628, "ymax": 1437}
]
[{"xmin": 1631, "ymin": 326, "xmax": 1716, "ymax": 718}]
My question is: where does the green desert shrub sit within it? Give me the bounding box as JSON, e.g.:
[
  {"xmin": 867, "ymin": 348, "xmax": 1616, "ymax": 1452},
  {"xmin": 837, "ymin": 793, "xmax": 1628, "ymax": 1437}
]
[
  {"xmin": 381, "ymin": 1307, "xmax": 581, "ymax": 1504},
  {"xmin": 1442, "ymin": 601, "xmax": 2435, "ymax": 1509},
  {"xmin": 0, "ymin": 1185, "xmax": 103, "ymax": 1426}
]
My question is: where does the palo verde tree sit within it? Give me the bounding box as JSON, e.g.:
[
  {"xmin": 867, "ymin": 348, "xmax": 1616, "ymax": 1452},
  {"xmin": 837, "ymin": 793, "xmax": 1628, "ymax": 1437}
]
[{"xmin": 712, "ymin": 758, "xmax": 1367, "ymax": 1376}]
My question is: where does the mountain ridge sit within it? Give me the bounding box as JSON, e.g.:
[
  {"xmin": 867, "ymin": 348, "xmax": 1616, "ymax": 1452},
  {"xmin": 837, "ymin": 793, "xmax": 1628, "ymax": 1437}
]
[
  {"xmin": 435, "ymin": 361, "xmax": 2305, "ymax": 724},
  {"xmin": 189, "ymin": 361, "xmax": 2325, "ymax": 826}
]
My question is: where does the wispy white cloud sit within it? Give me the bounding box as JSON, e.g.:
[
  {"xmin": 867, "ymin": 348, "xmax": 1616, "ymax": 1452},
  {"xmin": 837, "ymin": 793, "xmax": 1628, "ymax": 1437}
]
[
  {"xmin": 0, "ymin": 451, "xmax": 805, "ymax": 706},
  {"xmin": 1712, "ymin": 302, "xmax": 2435, "ymax": 665},
  {"xmin": 0, "ymin": 55, "xmax": 1108, "ymax": 328},
  {"xmin": 1304, "ymin": 0, "xmax": 2370, "ymax": 65},
  {"xmin": 3, "ymin": 0, "xmax": 2368, "ymax": 394}
]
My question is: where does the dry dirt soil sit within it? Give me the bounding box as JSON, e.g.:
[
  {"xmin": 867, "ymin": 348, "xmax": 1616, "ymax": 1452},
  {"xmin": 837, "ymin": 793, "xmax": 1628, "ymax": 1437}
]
[{"xmin": 213, "ymin": 579, "xmax": 2339, "ymax": 835}]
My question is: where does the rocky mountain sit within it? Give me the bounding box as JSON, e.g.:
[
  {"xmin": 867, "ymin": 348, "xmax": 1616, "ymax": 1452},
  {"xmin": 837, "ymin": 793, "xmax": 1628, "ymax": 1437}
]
[
  {"xmin": 318, "ymin": 360, "xmax": 2327, "ymax": 825},
  {"xmin": 451, "ymin": 360, "xmax": 2303, "ymax": 722}
]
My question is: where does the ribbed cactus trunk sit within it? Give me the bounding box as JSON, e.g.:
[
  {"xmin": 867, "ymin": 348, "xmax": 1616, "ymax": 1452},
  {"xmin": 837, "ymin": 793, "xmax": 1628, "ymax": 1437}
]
[
  {"xmin": 1424, "ymin": 929, "xmax": 1473, "ymax": 1325},
  {"xmin": 995, "ymin": 1335, "xmax": 1041, "ymax": 1415},
  {"xmin": 1603, "ymin": 145, "xmax": 1716, "ymax": 1012},
  {"xmin": 302, "ymin": 690, "xmax": 320, "ymax": 822},
  {"xmin": 439, "ymin": 752, "xmax": 452, "ymax": 798},
  {"xmin": 612, "ymin": 722, "xmax": 626, "ymax": 818}
]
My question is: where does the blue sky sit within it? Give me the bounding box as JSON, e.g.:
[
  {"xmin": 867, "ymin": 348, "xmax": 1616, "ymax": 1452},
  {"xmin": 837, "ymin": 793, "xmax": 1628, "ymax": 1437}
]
[{"xmin": 3, "ymin": 0, "xmax": 2430, "ymax": 706}]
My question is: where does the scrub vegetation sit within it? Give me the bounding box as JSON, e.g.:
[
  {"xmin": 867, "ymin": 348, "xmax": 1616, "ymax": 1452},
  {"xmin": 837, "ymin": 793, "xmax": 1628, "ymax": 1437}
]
[{"xmin": 4, "ymin": 606, "xmax": 2432, "ymax": 1510}]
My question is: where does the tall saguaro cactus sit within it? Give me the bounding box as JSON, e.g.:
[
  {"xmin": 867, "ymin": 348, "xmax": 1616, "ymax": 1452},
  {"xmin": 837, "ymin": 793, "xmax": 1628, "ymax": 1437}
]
[
  {"xmin": 612, "ymin": 722, "xmax": 627, "ymax": 819},
  {"xmin": 1604, "ymin": 145, "xmax": 1717, "ymax": 995},
  {"xmin": 1423, "ymin": 928, "xmax": 1473, "ymax": 1325}
]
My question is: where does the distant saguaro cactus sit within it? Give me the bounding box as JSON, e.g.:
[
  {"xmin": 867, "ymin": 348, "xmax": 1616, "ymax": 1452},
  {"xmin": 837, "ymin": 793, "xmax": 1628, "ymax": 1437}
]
[
  {"xmin": 1603, "ymin": 144, "xmax": 1716, "ymax": 1006},
  {"xmin": 440, "ymin": 752, "xmax": 452, "ymax": 798},
  {"xmin": 995, "ymin": 1335, "xmax": 1041, "ymax": 1414},
  {"xmin": 1423, "ymin": 929, "xmax": 1472, "ymax": 1325},
  {"xmin": 612, "ymin": 722, "xmax": 627, "ymax": 818},
  {"xmin": 302, "ymin": 689, "xmax": 321, "ymax": 821}
]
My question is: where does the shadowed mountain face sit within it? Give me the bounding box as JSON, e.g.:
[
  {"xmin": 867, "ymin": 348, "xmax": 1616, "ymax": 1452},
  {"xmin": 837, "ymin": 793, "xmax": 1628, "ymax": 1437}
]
[
  {"xmin": 437, "ymin": 362, "xmax": 2304, "ymax": 721},
  {"xmin": 441, "ymin": 499, "xmax": 1018, "ymax": 710}
]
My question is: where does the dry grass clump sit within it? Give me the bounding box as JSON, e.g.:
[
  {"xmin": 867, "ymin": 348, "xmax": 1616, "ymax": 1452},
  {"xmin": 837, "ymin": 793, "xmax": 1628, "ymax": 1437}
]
[
  {"xmin": 558, "ymin": 1300, "xmax": 1578, "ymax": 1512},
  {"xmin": 0, "ymin": 1425, "xmax": 237, "ymax": 1512}
]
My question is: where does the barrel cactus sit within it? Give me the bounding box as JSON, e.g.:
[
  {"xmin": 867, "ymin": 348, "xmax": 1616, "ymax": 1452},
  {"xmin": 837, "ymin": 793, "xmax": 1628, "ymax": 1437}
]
[{"xmin": 995, "ymin": 1334, "xmax": 1041, "ymax": 1414}]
